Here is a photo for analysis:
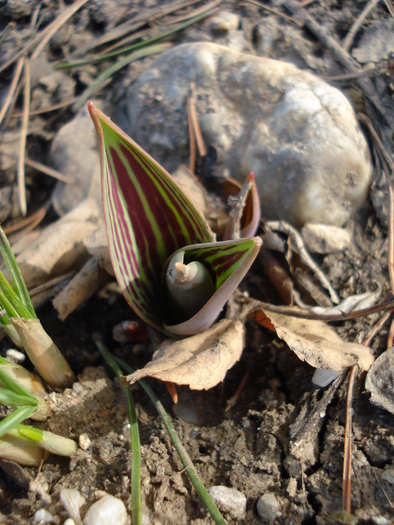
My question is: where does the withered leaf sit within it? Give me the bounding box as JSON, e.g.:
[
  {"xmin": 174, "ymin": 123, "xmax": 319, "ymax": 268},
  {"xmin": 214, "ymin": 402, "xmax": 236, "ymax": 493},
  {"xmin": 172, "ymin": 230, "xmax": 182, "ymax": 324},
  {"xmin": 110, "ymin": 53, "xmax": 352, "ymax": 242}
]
[
  {"xmin": 126, "ymin": 319, "xmax": 244, "ymax": 390},
  {"xmin": 253, "ymin": 309, "xmax": 374, "ymax": 371}
]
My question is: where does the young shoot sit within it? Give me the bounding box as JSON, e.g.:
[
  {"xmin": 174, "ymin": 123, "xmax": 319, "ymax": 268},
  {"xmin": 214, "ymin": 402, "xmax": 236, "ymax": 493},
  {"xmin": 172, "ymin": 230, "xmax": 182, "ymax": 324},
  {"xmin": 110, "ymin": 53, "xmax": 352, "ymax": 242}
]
[{"xmin": 0, "ymin": 226, "xmax": 74, "ymax": 387}]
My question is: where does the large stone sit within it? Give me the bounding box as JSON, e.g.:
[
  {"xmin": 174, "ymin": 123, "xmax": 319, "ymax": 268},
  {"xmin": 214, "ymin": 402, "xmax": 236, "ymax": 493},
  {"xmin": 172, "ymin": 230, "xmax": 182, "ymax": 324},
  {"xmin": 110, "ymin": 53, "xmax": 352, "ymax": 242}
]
[{"xmin": 120, "ymin": 42, "xmax": 372, "ymax": 227}]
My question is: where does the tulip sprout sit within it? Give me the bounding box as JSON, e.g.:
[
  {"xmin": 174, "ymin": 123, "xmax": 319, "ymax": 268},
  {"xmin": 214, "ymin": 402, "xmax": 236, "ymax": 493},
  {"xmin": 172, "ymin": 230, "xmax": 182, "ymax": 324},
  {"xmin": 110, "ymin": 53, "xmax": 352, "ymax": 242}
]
[
  {"xmin": 0, "ymin": 228, "xmax": 77, "ymax": 465},
  {"xmin": 88, "ymin": 102, "xmax": 262, "ymax": 337}
]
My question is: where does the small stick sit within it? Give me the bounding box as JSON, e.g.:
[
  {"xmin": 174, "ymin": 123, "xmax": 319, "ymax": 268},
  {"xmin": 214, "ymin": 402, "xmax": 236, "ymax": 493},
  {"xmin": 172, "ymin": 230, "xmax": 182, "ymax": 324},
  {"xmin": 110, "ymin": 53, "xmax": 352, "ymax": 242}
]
[
  {"xmin": 324, "ymin": 64, "xmax": 383, "ymax": 81},
  {"xmin": 384, "ymin": 0, "xmax": 394, "ymax": 16},
  {"xmin": 225, "ymin": 369, "xmax": 250, "ymax": 412},
  {"xmin": 0, "ymin": 56, "xmax": 24, "ymax": 126},
  {"xmin": 24, "ymin": 157, "xmax": 75, "ymax": 184},
  {"xmin": 243, "ymin": 0, "xmax": 304, "ymax": 27},
  {"xmin": 31, "ymin": 0, "xmax": 90, "ymax": 59},
  {"xmin": 282, "ymin": 0, "xmax": 386, "ymax": 120},
  {"xmin": 188, "ymin": 82, "xmax": 206, "ymax": 157},
  {"xmin": 342, "ymin": 0, "xmax": 381, "ymax": 52},
  {"xmin": 3, "ymin": 201, "xmax": 50, "ymax": 236},
  {"xmin": 187, "ymin": 85, "xmax": 197, "ymax": 173},
  {"xmin": 17, "ymin": 57, "xmax": 31, "ymax": 217},
  {"xmin": 342, "ymin": 365, "xmax": 357, "ymax": 513},
  {"xmin": 244, "ymin": 294, "xmax": 394, "ymax": 322},
  {"xmin": 266, "ymin": 220, "xmax": 340, "ymax": 304},
  {"xmin": 227, "ymin": 180, "xmax": 253, "ymax": 240}
]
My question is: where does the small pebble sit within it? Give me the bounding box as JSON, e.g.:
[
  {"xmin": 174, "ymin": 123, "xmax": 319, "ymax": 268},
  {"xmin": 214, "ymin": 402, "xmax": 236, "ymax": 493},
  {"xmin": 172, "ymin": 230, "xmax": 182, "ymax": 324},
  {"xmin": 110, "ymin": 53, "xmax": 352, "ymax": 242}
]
[
  {"xmin": 301, "ymin": 224, "xmax": 351, "ymax": 254},
  {"xmin": 60, "ymin": 488, "xmax": 85, "ymax": 524},
  {"xmin": 209, "ymin": 11, "xmax": 239, "ymax": 32},
  {"xmin": 83, "ymin": 495, "xmax": 128, "ymax": 525},
  {"xmin": 5, "ymin": 348, "xmax": 25, "ymax": 363},
  {"xmin": 208, "ymin": 485, "xmax": 247, "ymax": 520},
  {"xmin": 257, "ymin": 492, "xmax": 280, "ymax": 522},
  {"xmin": 79, "ymin": 433, "xmax": 92, "ymax": 451},
  {"xmin": 64, "ymin": 520, "xmax": 76, "ymax": 525},
  {"xmin": 312, "ymin": 369, "xmax": 342, "ymax": 388},
  {"xmin": 33, "ymin": 508, "xmax": 58, "ymax": 524}
]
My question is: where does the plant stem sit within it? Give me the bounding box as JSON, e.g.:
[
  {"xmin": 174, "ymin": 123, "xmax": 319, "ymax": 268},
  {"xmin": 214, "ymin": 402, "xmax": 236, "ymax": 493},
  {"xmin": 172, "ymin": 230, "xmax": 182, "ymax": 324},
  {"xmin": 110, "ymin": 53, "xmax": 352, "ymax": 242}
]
[
  {"xmin": 94, "ymin": 338, "xmax": 141, "ymax": 525},
  {"xmin": 117, "ymin": 357, "xmax": 227, "ymax": 525}
]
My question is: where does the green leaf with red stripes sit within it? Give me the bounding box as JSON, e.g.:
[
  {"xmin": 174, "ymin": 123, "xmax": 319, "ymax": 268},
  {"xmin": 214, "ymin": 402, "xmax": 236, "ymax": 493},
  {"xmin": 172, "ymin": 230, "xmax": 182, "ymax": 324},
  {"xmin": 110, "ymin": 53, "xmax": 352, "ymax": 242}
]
[
  {"xmin": 88, "ymin": 102, "xmax": 262, "ymax": 335},
  {"xmin": 165, "ymin": 237, "xmax": 262, "ymax": 336}
]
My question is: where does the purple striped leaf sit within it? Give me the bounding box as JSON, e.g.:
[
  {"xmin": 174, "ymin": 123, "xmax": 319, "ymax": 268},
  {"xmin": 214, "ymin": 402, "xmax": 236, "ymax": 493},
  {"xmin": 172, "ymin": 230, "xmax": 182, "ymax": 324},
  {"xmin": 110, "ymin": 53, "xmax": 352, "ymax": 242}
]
[{"xmin": 88, "ymin": 102, "xmax": 262, "ymax": 335}]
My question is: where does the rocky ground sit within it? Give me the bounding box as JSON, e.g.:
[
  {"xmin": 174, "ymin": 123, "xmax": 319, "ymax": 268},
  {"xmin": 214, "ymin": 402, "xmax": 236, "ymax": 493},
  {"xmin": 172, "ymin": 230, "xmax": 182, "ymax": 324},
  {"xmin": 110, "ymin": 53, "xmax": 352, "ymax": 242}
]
[{"xmin": 0, "ymin": 1, "xmax": 393, "ymax": 524}]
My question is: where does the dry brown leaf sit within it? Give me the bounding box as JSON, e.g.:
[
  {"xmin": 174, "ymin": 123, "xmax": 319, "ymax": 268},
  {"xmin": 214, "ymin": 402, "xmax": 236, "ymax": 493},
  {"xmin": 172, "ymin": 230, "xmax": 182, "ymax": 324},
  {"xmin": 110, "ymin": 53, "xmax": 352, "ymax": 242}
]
[
  {"xmin": 16, "ymin": 199, "xmax": 100, "ymax": 288},
  {"xmin": 253, "ymin": 309, "xmax": 374, "ymax": 372},
  {"xmin": 127, "ymin": 319, "xmax": 245, "ymax": 390}
]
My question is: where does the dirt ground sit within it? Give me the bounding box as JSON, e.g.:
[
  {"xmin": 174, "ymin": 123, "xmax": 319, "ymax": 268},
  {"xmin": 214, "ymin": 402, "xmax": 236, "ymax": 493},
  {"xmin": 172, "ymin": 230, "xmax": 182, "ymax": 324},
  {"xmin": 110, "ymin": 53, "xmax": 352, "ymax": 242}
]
[{"xmin": 0, "ymin": 1, "xmax": 393, "ymax": 524}]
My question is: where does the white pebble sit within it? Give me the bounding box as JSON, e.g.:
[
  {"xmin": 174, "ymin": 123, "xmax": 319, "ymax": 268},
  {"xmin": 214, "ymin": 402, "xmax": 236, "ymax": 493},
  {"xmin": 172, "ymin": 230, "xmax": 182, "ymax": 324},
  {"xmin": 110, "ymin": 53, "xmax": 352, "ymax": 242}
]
[
  {"xmin": 60, "ymin": 488, "xmax": 85, "ymax": 524},
  {"xmin": 301, "ymin": 224, "xmax": 351, "ymax": 254},
  {"xmin": 209, "ymin": 11, "xmax": 239, "ymax": 32},
  {"xmin": 83, "ymin": 495, "xmax": 128, "ymax": 525},
  {"xmin": 257, "ymin": 492, "xmax": 280, "ymax": 522},
  {"xmin": 64, "ymin": 520, "xmax": 76, "ymax": 525},
  {"xmin": 5, "ymin": 348, "xmax": 25, "ymax": 363},
  {"xmin": 312, "ymin": 368, "xmax": 342, "ymax": 387},
  {"xmin": 79, "ymin": 433, "xmax": 92, "ymax": 451},
  {"xmin": 33, "ymin": 508, "xmax": 58, "ymax": 524},
  {"xmin": 208, "ymin": 485, "xmax": 246, "ymax": 520}
]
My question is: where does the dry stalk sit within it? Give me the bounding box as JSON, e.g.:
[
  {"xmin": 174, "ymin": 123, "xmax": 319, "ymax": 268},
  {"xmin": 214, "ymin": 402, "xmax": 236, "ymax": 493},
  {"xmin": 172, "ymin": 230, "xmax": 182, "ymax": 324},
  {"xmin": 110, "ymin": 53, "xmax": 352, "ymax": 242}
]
[
  {"xmin": 17, "ymin": 57, "xmax": 30, "ymax": 217},
  {"xmin": 0, "ymin": 57, "xmax": 24, "ymax": 126},
  {"xmin": 342, "ymin": 0, "xmax": 381, "ymax": 52}
]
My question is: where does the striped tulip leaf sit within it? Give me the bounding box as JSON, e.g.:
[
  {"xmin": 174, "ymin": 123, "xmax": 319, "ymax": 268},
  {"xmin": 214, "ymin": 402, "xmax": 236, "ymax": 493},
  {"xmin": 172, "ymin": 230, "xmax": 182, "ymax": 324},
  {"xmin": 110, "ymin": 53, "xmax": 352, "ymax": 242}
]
[
  {"xmin": 88, "ymin": 102, "xmax": 262, "ymax": 335},
  {"xmin": 165, "ymin": 237, "xmax": 262, "ymax": 336}
]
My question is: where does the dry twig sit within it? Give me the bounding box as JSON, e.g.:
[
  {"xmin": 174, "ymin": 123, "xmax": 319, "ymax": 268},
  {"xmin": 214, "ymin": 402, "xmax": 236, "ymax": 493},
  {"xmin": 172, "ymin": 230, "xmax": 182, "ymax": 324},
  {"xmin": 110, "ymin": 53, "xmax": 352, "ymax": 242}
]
[
  {"xmin": 282, "ymin": 0, "xmax": 386, "ymax": 120},
  {"xmin": 342, "ymin": 0, "xmax": 381, "ymax": 52},
  {"xmin": 17, "ymin": 57, "xmax": 30, "ymax": 217},
  {"xmin": 0, "ymin": 57, "xmax": 24, "ymax": 126},
  {"xmin": 266, "ymin": 220, "xmax": 340, "ymax": 304}
]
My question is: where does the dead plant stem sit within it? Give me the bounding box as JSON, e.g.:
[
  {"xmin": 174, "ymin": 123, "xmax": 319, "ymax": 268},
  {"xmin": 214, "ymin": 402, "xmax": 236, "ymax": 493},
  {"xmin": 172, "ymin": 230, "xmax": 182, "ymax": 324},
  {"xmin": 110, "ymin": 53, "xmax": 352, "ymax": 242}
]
[
  {"xmin": 17, "ymin": 57, "xmax": 30, "ymax": 217},
  {"xmin": 343, "ymin": 0, "xmax": 381, "ymax": 52},
  {"xmin": 0, "ymin": 57, "xmax": 24, "ymax": 126}
]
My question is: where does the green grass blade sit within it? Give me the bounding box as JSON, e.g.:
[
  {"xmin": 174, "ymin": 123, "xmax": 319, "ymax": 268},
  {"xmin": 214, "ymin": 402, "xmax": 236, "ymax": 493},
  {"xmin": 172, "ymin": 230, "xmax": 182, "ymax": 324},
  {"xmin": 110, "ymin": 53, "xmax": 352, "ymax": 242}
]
[
  {"xmin": 94, "ymin": 337, "xmax": 141, "ymax": 525},
  {"xmin": 0, "ymin": 387, "xmax": 38, "ymax": 407},
  {"xmin": 72, "ymin": 43, "xmax": 170, "ymax": 112},
  {"xmin": 56, "ymin": 10, "xmax": 213, "ymax": 70},
  {"xmin": 0, "ymin": 405, "xmax": 37, "ymax": 438},
  {"xmin": 116, "ymin": 357, "xmax": 228, "ymax": 525},
  {"xmin": 0, "ymin": 227, "xmax": 36, "ymax": 318},
  {"xmin": 0, "ymin": 272, "xmax": 32, "ymax": 319}
]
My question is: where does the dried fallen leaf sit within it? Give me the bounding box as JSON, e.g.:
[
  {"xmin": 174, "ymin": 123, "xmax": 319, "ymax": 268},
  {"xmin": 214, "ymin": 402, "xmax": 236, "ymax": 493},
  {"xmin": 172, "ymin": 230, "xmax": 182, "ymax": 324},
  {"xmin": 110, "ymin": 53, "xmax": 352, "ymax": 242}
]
[
  {"xmin": 252, "ymin": 309, "xmax": 374, "ymax": 372},
  {"xmin": 16, "ymin": 198, "xmax": 100, "ymax": 288},
  {"xmin": 126, "ymin": 318, "xmax": 245, "ymax": 390}
]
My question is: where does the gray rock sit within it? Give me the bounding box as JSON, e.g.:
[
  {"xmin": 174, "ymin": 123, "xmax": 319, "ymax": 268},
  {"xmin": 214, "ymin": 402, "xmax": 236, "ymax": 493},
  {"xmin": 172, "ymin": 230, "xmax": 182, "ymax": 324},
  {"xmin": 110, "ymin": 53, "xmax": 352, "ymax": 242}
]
[
  {"xmin": 208, "ymin": 485, "xmax": 247, "ymax": 520},
  {"xmin": 256, "ymin": 492, "xmax": 280, "ymax": 521},
  {"xmin": 365, "ymin": 346, "xmax": 394, "ymax": 415},
  {"xmin": 352, "ymin": 19, "xmax": 394, "ymax": 64},
  {"xmin": 121, "ymin": 43, "xmax": 372, "ymax": 228},
  {"xmin": 301, "ymin": 224, "xmax": 351, "ymax": 254},
  {"xmin": 51, "ymin": 105, "xmax": 101, "ymax": 216}
]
